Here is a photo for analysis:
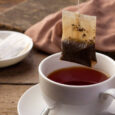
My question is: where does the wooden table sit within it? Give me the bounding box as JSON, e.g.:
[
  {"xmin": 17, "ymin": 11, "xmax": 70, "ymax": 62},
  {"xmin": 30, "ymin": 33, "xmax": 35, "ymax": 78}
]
[{"xmin": 0, "ymin": 0, "xmax": 82, "ymax": 114}]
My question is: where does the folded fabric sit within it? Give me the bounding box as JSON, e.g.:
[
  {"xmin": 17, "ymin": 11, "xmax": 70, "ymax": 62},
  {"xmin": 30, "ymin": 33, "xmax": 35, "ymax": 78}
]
[{"xmin": 25, "ymin": 0, "xmax": 115, "ymax": 59}]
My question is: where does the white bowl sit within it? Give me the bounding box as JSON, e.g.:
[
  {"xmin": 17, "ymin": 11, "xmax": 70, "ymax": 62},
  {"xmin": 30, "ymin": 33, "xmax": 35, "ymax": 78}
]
[{"xmin": 0, "ymin": 31, "xmax": 33, "ymax": 68}]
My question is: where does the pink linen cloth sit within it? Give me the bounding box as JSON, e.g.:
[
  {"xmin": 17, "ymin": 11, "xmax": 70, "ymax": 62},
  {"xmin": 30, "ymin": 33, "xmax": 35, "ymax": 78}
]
[{"xmin": 25, "ymin": 0, "xmax": 115, "ymax": 59}]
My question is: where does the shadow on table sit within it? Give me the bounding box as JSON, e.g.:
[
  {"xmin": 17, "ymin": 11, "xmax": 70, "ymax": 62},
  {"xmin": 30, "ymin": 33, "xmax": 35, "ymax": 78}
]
[{"xmin": 0, "ymin": 48, "xmax": 48, "ymax": 84}]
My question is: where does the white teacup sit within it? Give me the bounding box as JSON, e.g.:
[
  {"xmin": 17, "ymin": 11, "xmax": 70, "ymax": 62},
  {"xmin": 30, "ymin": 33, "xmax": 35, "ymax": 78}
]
[{"xmin": 39, "ymin": 52, "xmax": 115, "ymax": 115}]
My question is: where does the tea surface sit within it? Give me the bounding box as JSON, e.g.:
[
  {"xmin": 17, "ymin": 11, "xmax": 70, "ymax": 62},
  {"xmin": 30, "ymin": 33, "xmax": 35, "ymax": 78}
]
[{"xmin": 48, "ymin": 67, "xmax": 108, "ymax": 85}]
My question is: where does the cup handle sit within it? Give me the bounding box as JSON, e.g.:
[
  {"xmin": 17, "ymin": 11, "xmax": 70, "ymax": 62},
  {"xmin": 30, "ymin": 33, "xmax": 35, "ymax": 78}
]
[
  {"xmin": 41, "ymin": 106, "xmax": 50, "ymax": 115},
  {"xmin": 101, "ymin": 88, "xmax": 115, "ymax": 115}
]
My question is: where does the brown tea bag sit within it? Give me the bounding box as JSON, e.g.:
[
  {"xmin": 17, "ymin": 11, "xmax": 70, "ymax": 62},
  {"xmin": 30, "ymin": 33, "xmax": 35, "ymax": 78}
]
[{"xmin": 61, "ymin": 11, "xmax": 97, "ymax": 67}]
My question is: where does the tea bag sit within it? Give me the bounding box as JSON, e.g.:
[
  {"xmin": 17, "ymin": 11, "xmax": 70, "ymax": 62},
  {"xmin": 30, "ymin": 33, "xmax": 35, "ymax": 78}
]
[{"xmin": 61, "ymin": 11, "xmax": 97, "ymax": 67}]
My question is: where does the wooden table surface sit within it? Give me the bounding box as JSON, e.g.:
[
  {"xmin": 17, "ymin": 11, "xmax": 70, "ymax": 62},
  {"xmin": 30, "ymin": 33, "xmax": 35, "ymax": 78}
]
[{"xmin": 0, "ymin": 0, "xmax": 86, "ymax": 114}]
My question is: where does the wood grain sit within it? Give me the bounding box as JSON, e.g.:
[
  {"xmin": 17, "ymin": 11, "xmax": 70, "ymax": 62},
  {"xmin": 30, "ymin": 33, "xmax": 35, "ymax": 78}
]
[
  {"xmin": 0, "ymin": 0, "xmax": 26, "ymax": 13},
  {"xmin": 0, "ymin": 85, "xmax": 32, "ymax": 115}
]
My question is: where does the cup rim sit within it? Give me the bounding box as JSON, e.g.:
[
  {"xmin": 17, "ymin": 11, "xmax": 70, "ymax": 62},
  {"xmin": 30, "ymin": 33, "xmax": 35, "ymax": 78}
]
[{"xmin": 39, "ymin": 52, "xmax": 115, "ymax": 88}]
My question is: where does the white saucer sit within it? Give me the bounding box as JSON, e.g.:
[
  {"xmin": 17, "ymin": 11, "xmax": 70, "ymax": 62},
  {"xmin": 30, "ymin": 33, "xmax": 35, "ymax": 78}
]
[
  {"xmin": 0, "ymin": 31, "xmax": 33, "ymax": 68},
  {"xmin": 17, "ymin": 84, "xmax": 115, "ymax": 115},
  {"xmin": 18, "ymin": 84, "xmax": 47, "ymax": 115}
]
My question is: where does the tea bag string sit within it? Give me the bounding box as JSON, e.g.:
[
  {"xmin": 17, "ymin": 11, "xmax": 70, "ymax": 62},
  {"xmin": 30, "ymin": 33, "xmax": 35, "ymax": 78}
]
[{"xmin": 77, "ymin": 0, "xmax": 80, "ymax": 14}]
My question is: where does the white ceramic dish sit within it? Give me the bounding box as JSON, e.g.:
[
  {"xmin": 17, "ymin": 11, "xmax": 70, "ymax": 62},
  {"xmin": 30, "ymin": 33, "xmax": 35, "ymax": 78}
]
[
  {"xmin": 0, "ymin": 31, "xmax": 33, "ymax": 68},
  {"xmin": 18, "ymin": 84, "xmax": 115, "ymax": 115},
  {"xmin": 18, "ymin": 84, "xmax": 47, "ymax": 115}
]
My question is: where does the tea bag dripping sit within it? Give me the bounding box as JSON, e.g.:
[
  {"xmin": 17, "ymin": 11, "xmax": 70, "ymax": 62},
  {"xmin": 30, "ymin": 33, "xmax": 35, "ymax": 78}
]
[{"xmin": 61, "ymin": 11, "xmax": 97, "ymax": 67}]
